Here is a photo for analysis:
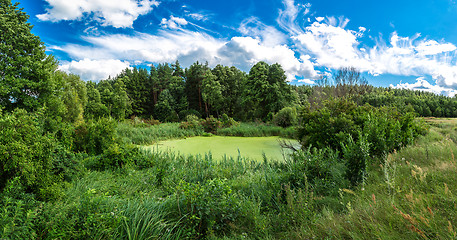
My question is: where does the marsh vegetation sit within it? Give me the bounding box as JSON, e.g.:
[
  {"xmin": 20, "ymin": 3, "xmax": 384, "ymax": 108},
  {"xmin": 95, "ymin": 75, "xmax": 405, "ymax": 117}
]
[{"xmin": 1, "ymin": 1, "xmax": 457, "ymax": 239}]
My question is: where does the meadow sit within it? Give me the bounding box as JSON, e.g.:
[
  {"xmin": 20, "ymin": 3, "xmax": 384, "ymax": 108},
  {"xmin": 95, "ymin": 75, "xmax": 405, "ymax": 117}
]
[
  {"xmin": 3, "ymin": 115, "xmax": 455, "ymax": 239},
  {"xmin": 2, "ymin": 3, "xmax": 456, "ymax": 237}
]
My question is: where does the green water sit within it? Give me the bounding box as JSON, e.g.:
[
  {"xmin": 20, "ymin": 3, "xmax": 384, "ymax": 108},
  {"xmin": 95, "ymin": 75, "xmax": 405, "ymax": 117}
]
[{"xmin": 143, "ymin": 136, "xmax": 299, "ymax": 161}]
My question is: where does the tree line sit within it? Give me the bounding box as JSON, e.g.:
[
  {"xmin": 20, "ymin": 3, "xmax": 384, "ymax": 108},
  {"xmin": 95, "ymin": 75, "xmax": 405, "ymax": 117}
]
[{"xmin": 87, "ymin": 60, "xmax": 295, "ymax": 122}]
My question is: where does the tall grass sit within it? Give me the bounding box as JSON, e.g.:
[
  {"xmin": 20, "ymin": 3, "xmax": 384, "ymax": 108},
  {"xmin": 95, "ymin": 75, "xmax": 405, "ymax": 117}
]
[
  {"xmin": 117, "ymin": 122, "xmax": 204, "ymax": 145},
  {"xmin": 19, "ymin": 118, "xmax": 457, "ymax": 239},
  {"xmin": 217, "ymin": 123, "xmax": 296, "ymax": 138},
  {"xmin": 119, "ymin": 199, "xmax": 182, "ymax": 240},
  {"xmin": 287, "ymin": 119, "xmax": 457, "ymax": 239}
]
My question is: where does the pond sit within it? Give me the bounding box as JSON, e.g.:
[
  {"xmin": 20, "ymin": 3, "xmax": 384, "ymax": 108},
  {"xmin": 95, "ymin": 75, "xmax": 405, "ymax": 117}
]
[{"xmin": 143, "ymin": 136, "xmax": 300, "ymax": 161}]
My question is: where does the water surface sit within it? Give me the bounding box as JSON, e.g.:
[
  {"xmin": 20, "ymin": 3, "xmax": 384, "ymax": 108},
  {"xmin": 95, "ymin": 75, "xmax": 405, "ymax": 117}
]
[{"xmin": 144, "ymin": 136, "xmax": 299, "ymax": 161}]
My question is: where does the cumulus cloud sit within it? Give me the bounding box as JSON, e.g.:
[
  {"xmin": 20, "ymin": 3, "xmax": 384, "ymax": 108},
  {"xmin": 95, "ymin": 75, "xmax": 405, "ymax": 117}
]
[
  {"xmin": 293, "ymin": 20, "xmax": 372, "ymax": 71},
  {"xmin": 415, "ymin": 40, "xmax": 457, "ymax": 56},
  {"xmin": 392, "ymin": 77, "xmax": 457, "ymax": 97},
  {"xmin": 290, "ymin": 16, "xmax": 457, "ymax": 89},
  {"xmin": 218, "ymin": 37, "xmax": 318, "ymax": 81},
  {"xmin": 59, "ymin": 59, "xmax": 131, "ymax": 81},
  {"xmin": 37, "ymin": 0, "xmax": 159, "ymax": 28},
  {"xmin": 160, "ymin": 16, "xmax": 188, "ymax": 29},
  {"xmin": 53, "ymin": 28, "xmax": 317, "ymax": 81}
]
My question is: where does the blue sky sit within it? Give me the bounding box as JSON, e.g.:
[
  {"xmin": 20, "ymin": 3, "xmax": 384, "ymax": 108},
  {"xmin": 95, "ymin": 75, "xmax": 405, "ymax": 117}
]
[{"xmin": 17, "ymin": 0, "xmax": 457, "ymax": 96}]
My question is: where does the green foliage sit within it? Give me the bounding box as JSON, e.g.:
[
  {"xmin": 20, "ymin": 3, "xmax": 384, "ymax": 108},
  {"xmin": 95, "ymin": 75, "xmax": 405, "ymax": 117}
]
[
  {"xmin": 243, "ymin": 62, "xmax": 295, "ymax": 120},
  {"xmin": 51, "ymin": 145, "xmax": 85, "ymax": 182},
  {"xmin": 179, "ymin": 114, "xmax": 203, "ymax": 130},
  {"xmin": 342, "ymin": 134, "xmax": 370, "ymax": 186},
  {"xmin": 117, "ymin": 122, "xmax": 203, "ymax": 144},
  {"xmin": 85, "ymin": 81, "xmax": 109, "ymax": 119},
  {"xmin": 272, "ymin": 107, "xmax": 298, "ymax": 127},
  {"xmin": 220, "ymin": 113, "xmax": 239, "ymax": 128},
  {"xmin": 119, "ymin": 199, "xmax": 182, "ymax": 240},
  {"xmin": 84, "ymin": 145, "xmax": 142, "ymax": 171},
  {"xmin": 178, "ymin": 109, "xmax": 201, "ymax": 120},
  {"xmin": 201, "ymin": 116, "xmax": 222, "ymax": 133},
  {"xmin": 201, "ymin": 70, "xmax": 223, "ymax": 115},
  {"xmin": 73, "ymin": 118, "xmax": 119, "ymax": 155},
  {"xmin": 298, "ymin": 98, "xmax": 425, "ymax": 158},
  {"xmin": 0, "ymin": 0, "xmax": 58, "ymax": 112},
  {"xmin": 154, "ymin": 89, "xmax": 177, "ymax": 122},
  {"xmin": 288, "ymin": 147, "xmax": 348, "ymax": 197},
  {"xmin": 216, "ymin": 122, "xmax": 289, "ymax": 137},
  {"xmin": 0, "ymin": 109, "xmax": 57, "ymax": 198},
  {"xmin": 0, "ymin": 178, "xmax": 38, "ymax": 240},
  {"xmin": 172, "ymin": 179, "xmax": 242, "ymax": 238},
  {"xmin": 38, "ymin": 187, "xmax": 122, "ymax": 239}
]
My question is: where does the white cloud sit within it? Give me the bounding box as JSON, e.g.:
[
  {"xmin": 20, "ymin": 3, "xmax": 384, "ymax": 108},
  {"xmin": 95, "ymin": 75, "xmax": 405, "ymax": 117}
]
[
  {"xmin": 238, "ymin": 17, "xmax": 287, "ymax": 47},
  {"xmin": 290, "ymin": 17, "xmax": 457, "ymax": 89},
  {"xmin": 37, "ymin": 0, "xmax": 159, "ymax": 28},
  {"xmin": 59, "ymin": 59, "xmax": 131, "ymax": 81},
  {"xmin": 277, "ymin": 0, "xmax": 311, "ymax": 35},
  {"xmin": 293, "ymin": 21, "xmax": 372, "ymax": 71},
  {"xmin": 392, "ymin": 77, "xmax": 457, "ymax": 97},
  {"xmin": 160, "ymin": 16, "xmax": 188, "ymax": 29},
  {"xmin": 217, "ymin": 37, "xmax": 318, "ymax": 80},
  {"xmin": 54, "ymin": 28, "xmax": 318, "ymax": 81},
  {"xmin": 415, "ymin": 40, "xmax": 457, "ymax": 56},
  {"xmin": 188, "ymin": 13, "xmax": 208, "ymax": 21},
  {"xmin": 325, "ymin": 16, "xmax": 349, "ymax": 28}
]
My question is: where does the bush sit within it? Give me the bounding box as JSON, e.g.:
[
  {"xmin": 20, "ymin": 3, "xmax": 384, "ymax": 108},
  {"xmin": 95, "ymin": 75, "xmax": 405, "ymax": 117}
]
[
  {"xmin": 129, "ymin": 116, "xmax": 160, "ymax": 127},
  {"xmin": 287, "ymin": 147, "xmax": 348, "ymax": 196},
  {"xmin": 172, "ymin": 179, "xmax": 242, "ymax": 238},
  {"xmin": 342, "ymin": 134, "xmax": 370, "ymax": 186},
  {"xmin": 179, "ymin": 114, "xmax": 202, "ymax": 130},
  {"xmin": 298, "ymin": 98, "xmax": 425, "ymax": 158},
  {"xmin": 273, "ymin": 107, "xmax": 298, "ymax": 127},
  {"xmin": 201, "ymin": 116, "xmax": 222, "ymax": 133},
  {"xmin": 73, "ymin": 118, "xmax": 119, "ymax": 155},
  {"xmin": 0, "ymin": 178, "xmax": 38, "ymax": 239},
  {"xmin": 178, "ymin": 109, "xmax": 201, "ymax": 120},
  {"xmin": 84, "ymin": 145, "xmax": 143, "ymax": 171},
  {"xmin": 220, "ymin": 113, "xmax": 239, "ymax": 128},
  {"xmin": 0, "ymin": 109, "xmax": 57, "ymax": 199}
]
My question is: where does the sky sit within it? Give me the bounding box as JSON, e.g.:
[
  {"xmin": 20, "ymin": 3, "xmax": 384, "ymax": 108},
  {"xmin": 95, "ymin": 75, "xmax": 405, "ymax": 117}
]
[{"xmin": 15, "ymin": 0, "xmax": 457, "ymax": 96}]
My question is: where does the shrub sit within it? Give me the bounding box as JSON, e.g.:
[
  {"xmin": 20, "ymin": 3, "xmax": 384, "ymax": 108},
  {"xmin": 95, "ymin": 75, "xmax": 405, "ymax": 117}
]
[
  {"xmin": 201, "ymin": 116, "xmax": 222, "ymax": 133},
  {"xmin": 298, "ymin": 98, "xmax": 425, "ymax": 158},
  {"xmin": 179, "ymin": 114, "xmax": 202, "ymax": 130},
  {"xmin": 172, "ymin": 179, "xmax": 241, "ymax": 238},
  {"xmin": 73, "ymin": 118, "xmax": 119, "ymax": 155},
  {"xmin": 178, "ymin": 109, "xmax": 202, "ymax": 120},
  {"xmin": 83, "ymin": 145, "xmax": 143, "ymax": 171},
  {"xmin": 130, "ymin": 116, "xmax": 161, "ymax": 127},
  {"xmin": 342, "ymin": 134, "xmax": 370, "ymax": 186},
  {"xmin": 0, "ymin": 178, "xmax": 38, "ymax": 239},
  {"xmin": 0, "ymin": 109, "xmax": 57, "ymax": 199},
  {"xmin": 287, "ymin": 147, "xmax": 348, "ymax": 196},
  {"xmin": 273, "ymin": 107, "xmax": 298, "ymax": 127},
  {"xmin": 165, "ymin": 111, "xmax": 179, "ymax": 123},
  {"xmin": 220, "ymin": 113, "xmax": 239, "ymax": 128}
]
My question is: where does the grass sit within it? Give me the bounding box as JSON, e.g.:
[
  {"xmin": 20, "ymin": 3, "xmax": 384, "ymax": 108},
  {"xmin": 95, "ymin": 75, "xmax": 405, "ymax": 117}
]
[
  {"xmin": 117, "ymin": 122, "xmax": 204, "ymax": 145},
  {"xmin": 217, "ymin": 122, "xmax": 296, "ymax": 138},
  {"xmin": 117, "ymin": 121, "xmax": 296, "ymax": 145},
  {"xmin": 7, "ymin": 118, "xmax": 456, "ymax": 239},
  {"xmin": 287, "ymin": 118, "xmax": 457, "ymax": 239}
]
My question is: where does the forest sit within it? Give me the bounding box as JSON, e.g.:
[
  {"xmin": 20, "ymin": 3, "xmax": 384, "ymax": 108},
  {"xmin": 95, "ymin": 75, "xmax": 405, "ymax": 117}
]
[{"xmin": 1, "ymin": 1, "xmax": 457, "ymax": 239}]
